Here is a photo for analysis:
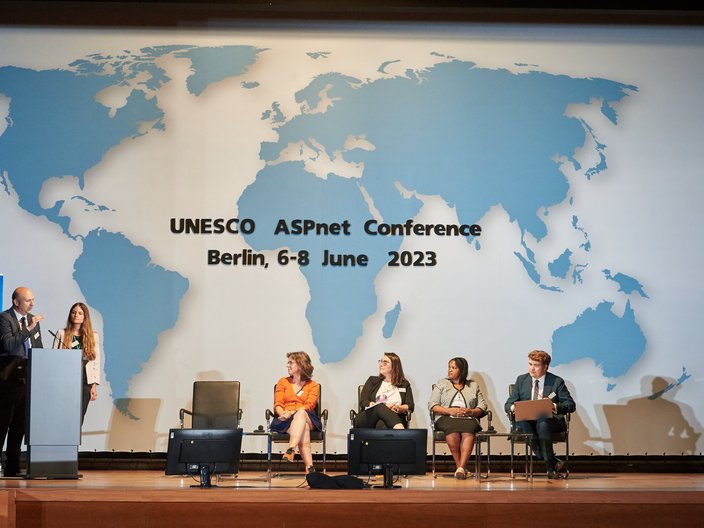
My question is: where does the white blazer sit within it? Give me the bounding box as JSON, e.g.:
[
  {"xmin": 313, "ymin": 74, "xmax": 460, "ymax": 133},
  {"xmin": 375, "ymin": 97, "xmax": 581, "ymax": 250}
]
[{"xmin": 54, "ymin": 329, "xmax": 101, "ymax": 385}]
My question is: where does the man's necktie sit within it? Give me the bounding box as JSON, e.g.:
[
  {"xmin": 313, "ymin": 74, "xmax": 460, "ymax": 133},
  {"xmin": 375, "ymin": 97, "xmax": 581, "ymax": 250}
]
[
  {"xmin": 533, "ymin": 379, "xmax": 540, "ymax": 400},
  {"xmin": 20, "ymin": 316, "xmax": 30, "ymax": 356}
]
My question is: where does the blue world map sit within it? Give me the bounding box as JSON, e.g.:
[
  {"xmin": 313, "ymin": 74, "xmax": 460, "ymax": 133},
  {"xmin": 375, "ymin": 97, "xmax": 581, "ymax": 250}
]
[{"xmin": 0, "ymin": 44, "xmax": 649, "ymax": 406}]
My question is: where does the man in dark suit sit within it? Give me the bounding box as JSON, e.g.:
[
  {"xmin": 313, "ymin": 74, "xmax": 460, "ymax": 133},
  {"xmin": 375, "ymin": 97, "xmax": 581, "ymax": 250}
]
[
  {"xmin": 0, "ymin": 287, "xmax": 44, "ymax": 477},
  {"xmin": 505, "ymin": 350, "xmax": 575, "ymax": 479}
]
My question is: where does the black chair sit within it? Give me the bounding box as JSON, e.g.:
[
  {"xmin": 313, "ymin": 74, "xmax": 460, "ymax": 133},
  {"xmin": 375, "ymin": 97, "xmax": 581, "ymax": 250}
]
[
  {"xmin": 349, "ymin": 384, "xmax": 413, "ymax": 428},
  {"xmin": 507, "ymin": 383, "xmax": 571, "ymax": 477},
  {"xmin": 264, "ymin": 384, "xmax": 328, "ymax": 474},
  {"xmin": 429, "ymin": 385, "xmax": 494, "ymax": 477},
  {"xmin": 179, "ymin": 380, "xmax": 242, "ymax": 429}
]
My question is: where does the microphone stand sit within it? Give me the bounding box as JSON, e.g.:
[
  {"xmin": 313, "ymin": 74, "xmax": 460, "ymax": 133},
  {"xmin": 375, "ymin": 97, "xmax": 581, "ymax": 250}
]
[{"xmin": 48, "ymin": 329, "xmax": 73, "ymax": 350}]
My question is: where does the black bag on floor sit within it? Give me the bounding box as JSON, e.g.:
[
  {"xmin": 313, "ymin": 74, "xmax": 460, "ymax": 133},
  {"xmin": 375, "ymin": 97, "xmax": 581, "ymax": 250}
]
[{"xmin": 306, "ymin": 472, "xmax": 365, "ymax": 489}]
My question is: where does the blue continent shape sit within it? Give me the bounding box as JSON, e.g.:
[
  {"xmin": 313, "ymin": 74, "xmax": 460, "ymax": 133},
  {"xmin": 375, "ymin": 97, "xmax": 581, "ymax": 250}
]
[
  {"xmin": 238, "ymin": 163, "xmax": 402, "ymax": 362},
  {"xmin": 0, "ymin": 45, "xmax": 262, "ymax": 406},
  {"xmin": 173, "ymin": 46, "xmax": 264, "ymax": 96},
  {"xmin": 383, "ymin": 302, "xmax": 402, "ymax": 339},
  {"xmin": 549, "ymin": 249, "xmax": 573, "ymax": 279},
  {"xmin": 73, "ymin": 229, "xmax": 189, "ymax": 415},
  {"xmin": 0, "ymin": 65, "xmax": 162, "ymax": 233},
  {"xmin": 242, "ymin": 59, "xmax": 636, "ymax": 363},
  {"xmin": 0, "ymin": 45, "xmax": 263, "ymax": 233},
  {"xmin": 264, "ymin": 61, "xmax": 635, "ymax": 240},
  {"xmin": 572, "ymin": 215, "xmax": 592, "ymax": 252},
  {"xmin": 602, "ymin": 268, "xmax": 649, "ymax": 298},
  {"xmin": 572, "ymin": 263, "xmax": 588, "ymax": 284},
  {"xmin": 551, "ymin": 300, "xmax": 646, "ymax": 378},
  {"xmin": 306, "ymin": 52, "xmax": 331, "ymax": 60},
  {"xmin": 648, "ymin": 367, "xmax": 691, "ymax": 400}
]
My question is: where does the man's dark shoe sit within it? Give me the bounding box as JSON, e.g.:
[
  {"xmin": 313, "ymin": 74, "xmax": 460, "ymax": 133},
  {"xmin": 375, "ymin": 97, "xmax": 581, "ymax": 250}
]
[{"xmin": 554, "ymin": 459, "xmax": 565, "ymax": 473}]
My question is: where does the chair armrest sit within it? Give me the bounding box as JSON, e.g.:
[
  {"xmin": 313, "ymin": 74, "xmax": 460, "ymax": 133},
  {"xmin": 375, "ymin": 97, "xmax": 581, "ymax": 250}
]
[
  {"xmin": 507, "ymin": 409, "xmax": 516, "ymax": 431},
  {"xmin": 179, "ymin": 408, "xmax": 192, "ymax": 429},
  {"xmin": 321, "ymin": 408, "xmax": 329, "ymax": 431},
  {"xmin": 349, "ymin": 409, "xmax": 357, "ymax": 427},
  {"xmin": 485, "ymin": 410, "xmax": 496, "ymax": 433}
]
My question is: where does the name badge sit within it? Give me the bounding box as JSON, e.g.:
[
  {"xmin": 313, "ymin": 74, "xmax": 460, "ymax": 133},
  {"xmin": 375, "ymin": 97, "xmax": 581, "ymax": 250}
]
[{"xmin": 399, "ymin": 387, "xmax": 406, "ymax": 393}]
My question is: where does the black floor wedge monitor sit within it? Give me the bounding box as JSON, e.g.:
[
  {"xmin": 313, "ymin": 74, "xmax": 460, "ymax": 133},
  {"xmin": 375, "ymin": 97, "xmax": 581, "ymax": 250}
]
[
  {"xmin": 165, "ymin": 428, "xmax": 243, "ymax": 487},
  {"xmin": 347, "ymin": 428, "xmax": 427, "ymax": 488}
]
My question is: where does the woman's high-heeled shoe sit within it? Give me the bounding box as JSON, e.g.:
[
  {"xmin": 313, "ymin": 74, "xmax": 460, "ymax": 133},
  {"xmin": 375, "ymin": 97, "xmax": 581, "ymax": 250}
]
[{"xmin": 282, "ymin": 447, "xmax": 296, "ymax": 462}]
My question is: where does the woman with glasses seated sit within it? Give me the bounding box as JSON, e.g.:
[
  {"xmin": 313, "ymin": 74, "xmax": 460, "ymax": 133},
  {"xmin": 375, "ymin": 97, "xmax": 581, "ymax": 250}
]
[
  {"xmin": 353, "ymin": 352, "xmax": 414, "ymax": 429},
  {"xmin": 428, "ymin": 357, "xmax": 487, "ymax": 479},
  {"xmin": 270, "ymin": 351, "xmax": 321, "ymax": 474}
]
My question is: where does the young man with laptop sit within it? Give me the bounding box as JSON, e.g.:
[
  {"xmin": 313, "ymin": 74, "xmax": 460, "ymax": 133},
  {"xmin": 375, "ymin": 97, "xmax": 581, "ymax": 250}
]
[{"xmin": 505, "ymin": 350, "xmax": 576, "ymax": 479}]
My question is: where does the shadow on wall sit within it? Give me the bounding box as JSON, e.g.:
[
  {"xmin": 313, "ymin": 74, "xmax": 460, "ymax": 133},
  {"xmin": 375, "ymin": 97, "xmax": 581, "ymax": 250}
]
[
  {"xmin": 107, "ymin": 398, "xmax": 162, "ymax": 452},
  {"xmin": 601, "ymin": 375, "xmax": 701, "ymax": 455},
  {"xmin": 472, "ymin": 372, "xmax": 504, "ymax": 433},
  {"xmin": 561, "ymin": 405, "xmax": 594, "ymax": 455},
  {"xmin": 555, "ymin": 379, "xmax": 594, "ymax": 455}
]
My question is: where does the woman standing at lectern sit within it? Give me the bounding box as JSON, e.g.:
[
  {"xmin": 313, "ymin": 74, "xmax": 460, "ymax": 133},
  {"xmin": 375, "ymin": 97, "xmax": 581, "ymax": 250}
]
[{"xmin": 53, "ymin": 302, "xmax": 101, "ymax": 425}]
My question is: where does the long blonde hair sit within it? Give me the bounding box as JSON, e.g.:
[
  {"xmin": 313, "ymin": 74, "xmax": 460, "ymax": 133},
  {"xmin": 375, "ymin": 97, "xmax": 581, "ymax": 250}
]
[{"xmin": 62, "ymin": 302, "xmax": 96, "ymax": 360}]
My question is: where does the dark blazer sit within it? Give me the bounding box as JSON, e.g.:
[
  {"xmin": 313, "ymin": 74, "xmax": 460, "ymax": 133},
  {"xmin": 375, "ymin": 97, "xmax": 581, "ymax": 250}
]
[
  {"xmin": 359, "ymin": 375, "xmax": 415, "ymax": 413},
  {"xmin": 504, "ymin": 371, "xmax": 575, "ymax": 417},
  {"xmin": 0, "ymin": 308, "xmax": 43, "ymax": 380}
]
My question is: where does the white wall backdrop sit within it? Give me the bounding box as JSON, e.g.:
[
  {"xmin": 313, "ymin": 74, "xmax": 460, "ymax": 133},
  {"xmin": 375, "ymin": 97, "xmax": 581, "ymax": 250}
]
[{"xmin": 0, "ymin": 22, "xmax": 702, "ymax": 456}]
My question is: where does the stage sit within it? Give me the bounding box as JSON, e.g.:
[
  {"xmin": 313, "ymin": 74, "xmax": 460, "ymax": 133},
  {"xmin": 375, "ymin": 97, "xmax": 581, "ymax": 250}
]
[{"xmin": 1, "ymin": 470, "xmax": 702, "ymax": 528}]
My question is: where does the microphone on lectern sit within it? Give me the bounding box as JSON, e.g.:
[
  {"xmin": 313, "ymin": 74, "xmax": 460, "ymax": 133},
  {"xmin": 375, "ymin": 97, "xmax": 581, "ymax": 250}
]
[{"xmin": 48, "ymin": 329, "xmax": 71, "ymax": 349}]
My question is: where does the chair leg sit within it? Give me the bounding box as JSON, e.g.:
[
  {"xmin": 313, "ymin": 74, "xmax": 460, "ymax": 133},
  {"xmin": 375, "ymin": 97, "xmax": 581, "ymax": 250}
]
[
  {"xmin": 486, "ymin": 436, "xmax": 491, "ymax": 479},
  {"xmin": 266, "ymin": 436, "xmax": 272, "ymax": 482},
  {"xmin": 474, "ymin": 440, "xmax": 479, "ymax": 481},
  {"xmin": 322, "ymin": 434, "xmax": 327, "ymax": 473},
  {"xmin": 510, "ymin": 436, "xmax": 515, "ymax": 479},
  {"xmin": 474, "ymin": 439, "xmax": 485, "ymax": 480},
  {"xmin": 432, "ymin": 439, "xmax": 437, "ymax": 478}
]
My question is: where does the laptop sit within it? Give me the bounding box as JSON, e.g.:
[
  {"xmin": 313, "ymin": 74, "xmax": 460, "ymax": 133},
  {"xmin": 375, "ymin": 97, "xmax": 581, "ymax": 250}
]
[{"xmin": 514, "ymin": 398, "xmax": 554, "ymax": 421}]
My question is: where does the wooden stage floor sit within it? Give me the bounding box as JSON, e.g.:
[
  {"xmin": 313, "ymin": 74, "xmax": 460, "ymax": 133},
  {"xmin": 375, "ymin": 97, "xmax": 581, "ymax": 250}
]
[{"xmin": 2, "ymin": 470, "xmax": 703, "ymax": 528}]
